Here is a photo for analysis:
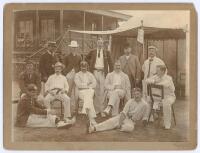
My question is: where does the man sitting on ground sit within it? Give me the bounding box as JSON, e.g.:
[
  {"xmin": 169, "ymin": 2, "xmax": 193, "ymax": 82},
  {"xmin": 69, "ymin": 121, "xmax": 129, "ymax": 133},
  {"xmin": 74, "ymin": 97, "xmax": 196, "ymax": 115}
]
[
  {"xmin": 15, "ymin": 84, "xmax": 72, "ymax": 128},
  {"xmin": 74, "ymin": 61, "xmax": 97, "ymax": 125},
  {"xmin": 87, "ymin": 88, "xmax": 148, "ymax": 133},
  {"xmin": 103, "ymin": 61, "xmax": 131, "ymax": 116}
]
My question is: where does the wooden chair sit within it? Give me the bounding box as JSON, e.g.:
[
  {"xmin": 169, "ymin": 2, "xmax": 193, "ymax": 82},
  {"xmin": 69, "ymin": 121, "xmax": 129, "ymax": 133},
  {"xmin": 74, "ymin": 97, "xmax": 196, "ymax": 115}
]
[
  {"xmin": 50, "ymin": 98, "xmax": 64, "ymax": 120},
  {"xmin": 147, "ymin": 84, "xmax": 176, "ymax": 127},
  {"xmin": 50, "ymin": 88, "xmax": 64, "ymax": 120}
]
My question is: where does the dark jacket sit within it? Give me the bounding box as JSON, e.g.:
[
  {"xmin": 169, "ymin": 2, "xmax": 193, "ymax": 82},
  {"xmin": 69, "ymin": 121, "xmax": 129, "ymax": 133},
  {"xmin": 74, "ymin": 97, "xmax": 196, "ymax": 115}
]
[
  {"xmin": 39, "ymin": 52, "xmax": 56, "ymax": 82},
  {"xmin": 18, "ymin": 71, "xmax": 41, "ymax": 94},
  {"xmin": 119, "ymin": 54, "xmax": 141, "ymax": 80},
  {"xmin": 15, "ymin": 94, "xmax": 47, "ymax": 127},
  {"xmin": 63, "ymin": 53, "xmax": 82, "ymax": 75},
  {"xmin": 85, "ymin": 49, "xmax": 113, "ymax": 76}
]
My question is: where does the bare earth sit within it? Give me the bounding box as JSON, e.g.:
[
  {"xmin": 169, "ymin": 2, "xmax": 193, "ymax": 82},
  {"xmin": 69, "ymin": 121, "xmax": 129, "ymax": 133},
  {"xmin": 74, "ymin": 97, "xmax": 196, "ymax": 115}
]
[{"xmin": 12, "ymin": 98, "xmax": 189, "ymax": 142}]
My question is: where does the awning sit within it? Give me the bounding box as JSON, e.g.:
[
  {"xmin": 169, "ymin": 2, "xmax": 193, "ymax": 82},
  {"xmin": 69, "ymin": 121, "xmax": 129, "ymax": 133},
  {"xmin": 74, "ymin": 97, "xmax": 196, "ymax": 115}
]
[
  {"xmin": 69, "ymin": 11, "xmax": 188, "ymax": 40},
  {"xmin": 69, "ymin": 26, "xmax": 186, "ymax": 40}
]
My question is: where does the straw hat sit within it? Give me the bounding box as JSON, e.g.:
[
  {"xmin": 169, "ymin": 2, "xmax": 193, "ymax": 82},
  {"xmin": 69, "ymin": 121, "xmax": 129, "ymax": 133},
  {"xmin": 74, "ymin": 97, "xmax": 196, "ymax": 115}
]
[
  {"xmin": 54, "ymin": 62, "xmax": 65, "ymax": 69},
  {"xmin": 68, "ymin": 40, "xmax": 79, "ymax": 48}
]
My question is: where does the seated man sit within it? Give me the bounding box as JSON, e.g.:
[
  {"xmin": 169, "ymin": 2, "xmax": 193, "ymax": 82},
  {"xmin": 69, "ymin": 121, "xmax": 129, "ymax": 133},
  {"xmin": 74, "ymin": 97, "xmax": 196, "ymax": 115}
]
[
  {"xmin": 87, "ymin": 88, "xmax": 148, "ymax": 133},
  {"xmin": 44, "ymin": 62, "xmax": 72, "ymax": 122},
  {"xmin": 74, "ymin": 61, "xmax": 97, "ymax": 125},
  {"xmin": 145, "ymin": 65, "xmax": 176, "ymax": 129},
  {"xmin": 18, "ymin": 60, "xmax": 43, "ymax": 102},
  {"xmin": 103, "ymin": 61, "xmax": 131, "ymax": 116},
  {"xmin": 15, "ymin": 84, "xmax": 72, "ymax": 128}
]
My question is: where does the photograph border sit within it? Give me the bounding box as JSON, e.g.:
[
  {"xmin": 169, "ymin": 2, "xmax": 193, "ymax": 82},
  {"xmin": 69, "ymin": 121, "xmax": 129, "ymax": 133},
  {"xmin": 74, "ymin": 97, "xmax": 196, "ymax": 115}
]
[{"xmin": 3, "ymin": 3, "xmax": 197, "ymax": 150}]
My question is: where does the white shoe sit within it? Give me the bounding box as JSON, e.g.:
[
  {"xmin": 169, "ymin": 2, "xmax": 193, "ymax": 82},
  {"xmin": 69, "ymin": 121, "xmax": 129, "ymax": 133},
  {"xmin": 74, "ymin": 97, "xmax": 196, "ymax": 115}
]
[
  {"xmin": 56, "ymin": 121, "xmax": 72, "ymax": 129},
  {"xmin": 70, "ymin": 116, "xmax": 76, "ymax": 125}
]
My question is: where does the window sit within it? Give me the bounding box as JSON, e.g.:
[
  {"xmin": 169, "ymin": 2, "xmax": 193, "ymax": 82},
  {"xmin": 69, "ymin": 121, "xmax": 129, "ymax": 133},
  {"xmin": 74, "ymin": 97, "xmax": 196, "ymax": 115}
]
[
  {"xmin": 91, "ymin": 22, "xmax": 97, "ymax": 31},
  {"xmin": 40, "ymin": 19, "xmax": 55, "ymax": 46},
  {"xmin": 16, "ymin": 20, "xmax": 33, "ymax": 48}
]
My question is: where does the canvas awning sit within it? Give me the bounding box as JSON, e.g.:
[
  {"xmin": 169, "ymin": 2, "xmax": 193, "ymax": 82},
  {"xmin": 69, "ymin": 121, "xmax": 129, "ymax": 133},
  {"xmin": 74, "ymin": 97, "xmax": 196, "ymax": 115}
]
[
  {"xmin": 69, "ymin": 26, "xmax": 186, "ymax": 40},
  {"xmin": 69, "ymin": 11, "xmax": 188, "ymax": 40}
]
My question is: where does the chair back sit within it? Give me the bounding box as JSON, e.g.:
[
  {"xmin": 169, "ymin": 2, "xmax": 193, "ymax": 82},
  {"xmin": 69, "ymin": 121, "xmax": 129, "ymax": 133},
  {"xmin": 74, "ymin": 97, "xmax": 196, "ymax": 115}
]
[
  {"xmin": 50, "ymin": 99, "xmax": 64, "ymax": 118},
  {"xmin": 147, "ymin": 84, "xmax": 164, "ymax": 104}
]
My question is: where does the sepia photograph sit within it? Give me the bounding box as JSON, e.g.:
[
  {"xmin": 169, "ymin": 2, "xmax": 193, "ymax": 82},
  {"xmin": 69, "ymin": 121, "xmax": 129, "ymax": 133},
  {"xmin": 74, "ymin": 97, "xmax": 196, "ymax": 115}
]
[{"xmin": 3, "ymin": 3, "xmax": 197, "ymax": 150}]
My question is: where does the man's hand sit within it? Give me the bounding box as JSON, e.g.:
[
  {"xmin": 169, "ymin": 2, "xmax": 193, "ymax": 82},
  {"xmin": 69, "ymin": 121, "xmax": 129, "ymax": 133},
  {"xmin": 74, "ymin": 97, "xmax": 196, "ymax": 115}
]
[{"xmin": 118, "ymin": 112, "xmax": 126, "ymax": 129}]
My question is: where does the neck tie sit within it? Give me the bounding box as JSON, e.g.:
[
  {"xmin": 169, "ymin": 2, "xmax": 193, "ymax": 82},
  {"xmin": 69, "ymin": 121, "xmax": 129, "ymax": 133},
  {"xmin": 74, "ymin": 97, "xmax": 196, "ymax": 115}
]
[
  {"xmin": 147, "ymin": 59, "xmax": 153, "ymax": 78},
  {"xmin": 30, "ymin": 98, "xmax": 33, "ymax": 105},
  {"xmin": 98, "ymin": 49, "xmax": 100, "ymax": 58}
]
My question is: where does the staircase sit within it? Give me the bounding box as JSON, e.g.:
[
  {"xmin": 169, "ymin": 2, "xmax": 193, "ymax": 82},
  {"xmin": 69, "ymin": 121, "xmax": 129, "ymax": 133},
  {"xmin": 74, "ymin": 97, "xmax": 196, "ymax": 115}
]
[{"xmin": 13, "ymin": 29, "xmax": 109, "ymax": 80}]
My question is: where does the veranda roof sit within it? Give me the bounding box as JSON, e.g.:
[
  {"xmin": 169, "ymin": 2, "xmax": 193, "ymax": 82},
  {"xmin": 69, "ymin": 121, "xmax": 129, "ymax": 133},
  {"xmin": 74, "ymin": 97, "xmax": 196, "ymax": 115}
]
[{"xmin": 69, "ymin": 11, "xmax": 188, "ymax": 40}]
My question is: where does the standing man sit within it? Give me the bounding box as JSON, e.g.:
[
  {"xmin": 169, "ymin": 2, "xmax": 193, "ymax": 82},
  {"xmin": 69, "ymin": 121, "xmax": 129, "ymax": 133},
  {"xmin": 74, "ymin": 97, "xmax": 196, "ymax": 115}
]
[
  {"xmin": 86, "ymin": 37, "xmax": 113, "ymax": 115},
  {"xmin": 74, "ymin": 61, "xmax": 97, "ymax": 125},
  {"xmin": 146, "ymin": 65, "xmax": 176, "ymax": 129},
  {"xmin": 44, "ymin": 62, "xmax": 72, "ymax": 122},
  {"xmin": 103, "ymin": 61, "xmax": 131, "ymax": 117},
  {"xmin": 87, "ymin": 88, "xmax": 148, "ymax": 133},
  {"xmin": 39, "ymin": 41, "xmax": 57, "ymax": 83},
  {"xmin": 119, "ymin": 43, "xmax": 141, "ymax": 89},
  {"xmin": 39, "ymin": 41, "xmax": 57, "ymax": 97},
  {"xmin": 142, "ymin": 45, "xmax": 166, "ymax": 98},
  {"xmin": 63, "ymin": 40, "xmax": 82, "ymax": 96}
]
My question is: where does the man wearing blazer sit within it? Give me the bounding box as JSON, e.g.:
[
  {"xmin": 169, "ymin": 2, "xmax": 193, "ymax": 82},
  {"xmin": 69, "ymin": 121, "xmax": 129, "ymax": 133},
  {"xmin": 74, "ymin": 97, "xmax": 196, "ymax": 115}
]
[
  {"xmin": 39, "ymin": 41, "xmax": 57, "ymax": 83},
  {"xmin": 119, "ymin": 43, "xmax": 141, "ymax": 90},
  {"xmin": 86, "ymin": 37, "xmax": 113, "ymax": 115}
]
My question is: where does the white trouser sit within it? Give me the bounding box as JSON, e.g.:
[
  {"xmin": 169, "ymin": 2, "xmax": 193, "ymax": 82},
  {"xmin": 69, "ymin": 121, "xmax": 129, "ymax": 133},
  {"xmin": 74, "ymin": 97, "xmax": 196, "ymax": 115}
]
[
  {"xmin": 26, "ymin": 114, "xmax": 57, "ymax": 127},
  {"xmin": 78, "ymin": 89, "xmax": 96, "ymax": 118},
  {"xmin": 93, "ymin": 70, "xmax": 105, "ymax": 114},
  {"xmin": 107, "ymin": 89, "xmax": 125, "ymax": 116},
  {"xmin": 95, "ymin": 115, "xmax": 135, "ymax": 132},
  {"xmin": 66, "ymin": 71, "xmax": 76, "ymax": 113},
  {"xmin": 162, "ymin": 96, "xmax": 176, "ymax": 129},
  {"xmin": 142, "ymin": 79, "xmax": 148, "ymax": 98},
  {"xmin": 146, "ymin": 96, "xmax": 176, "ymax": 128},
  {"xmin": 44, "ymin": 93, "xmax": 71, "ymax": 118}
]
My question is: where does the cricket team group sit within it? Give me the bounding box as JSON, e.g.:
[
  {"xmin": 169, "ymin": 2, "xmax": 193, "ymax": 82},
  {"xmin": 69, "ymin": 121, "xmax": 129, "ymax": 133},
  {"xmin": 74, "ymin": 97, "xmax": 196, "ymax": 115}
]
[{"xmin": 15, "ymin": 37, "xmax": 176, "ymax": 134}]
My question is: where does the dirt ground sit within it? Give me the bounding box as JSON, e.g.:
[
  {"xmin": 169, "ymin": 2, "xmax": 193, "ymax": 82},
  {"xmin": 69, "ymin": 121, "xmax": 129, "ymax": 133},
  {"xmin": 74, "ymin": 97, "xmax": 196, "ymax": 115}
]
[{"xmin": 12, "ymin": 98, "xmax": 189, "ymax": 142}]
